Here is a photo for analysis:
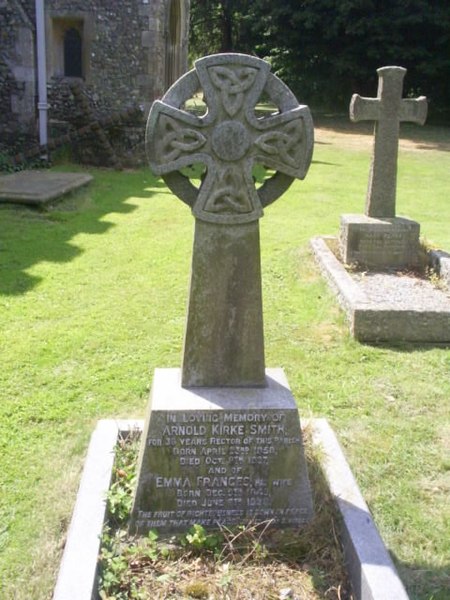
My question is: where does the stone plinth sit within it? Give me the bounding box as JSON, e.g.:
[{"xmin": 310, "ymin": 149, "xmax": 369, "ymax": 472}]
[
  {"xmin": 129, "ymin": 368, "xmax": 313, "ymax": 534},
  {"xmin": 340, "ymin": 214, "xmax": 420, "ymax": 270}
]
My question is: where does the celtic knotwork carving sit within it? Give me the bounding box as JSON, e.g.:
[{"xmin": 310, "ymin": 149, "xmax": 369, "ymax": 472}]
[
  {"xmin": 254, "ymin": 120, "xmax": 304, "ymax": 169},
  {"xmin": 204, "ymin": 166, "xmax": 253, "ymax": 214},
  {"xmin": 208, "ymin": 66, "xmax": 258, "ymax": 117},
  {"xmin": 158, "ymin": 115, "xmax": 207, "ymax": 163},
  {"xmin": 146, "ymin": 53, "xmax": 314, "ymax": 224}
]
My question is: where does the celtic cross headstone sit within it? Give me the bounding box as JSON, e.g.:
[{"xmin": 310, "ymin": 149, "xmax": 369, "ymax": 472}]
[
  {"xmin": 341, "ymin": 66, "xmax": 428, "ymax": 269},
  {"xmin": 130, "ymin": 54, "xmax": 314, "ymax": 534},
  {"xmin": 147, "ymin": 53, "xmax": 313, "ymax": 387}
]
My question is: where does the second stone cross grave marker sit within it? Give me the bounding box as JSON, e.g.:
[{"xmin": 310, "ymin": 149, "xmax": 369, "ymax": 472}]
[
  {"xmin": 340, "ymin": 66, "xmax": 428, "ymax": 269},
  {"xmin": 350, "ymin": 66, "xmax": 427, "ymax": 219},
  {"xmin": 130, "ymin": 53, "xmax": 314, "ymax": 534}
]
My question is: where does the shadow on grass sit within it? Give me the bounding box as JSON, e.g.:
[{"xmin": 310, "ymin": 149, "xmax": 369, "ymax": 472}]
[
  {"xmin": 312, "ymin": 160, "xmax": 341, "ymax": 166},
  {"xmin": 394, "ymin": 554, "xmax": 450, "ymax": 600},
  {"xmin": 361, "ymin": 342, "xmax": 450, "ymax": 352},
  {"xmin": 0, "ymin": 169, "xmax": 166, "ymax": 296}
]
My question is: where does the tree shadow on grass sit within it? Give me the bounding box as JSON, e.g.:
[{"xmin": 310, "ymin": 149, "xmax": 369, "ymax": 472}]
[
  {"xmin": 394, "ymin": 555, "xmax": 450, "ymax": 600},
  {"xmin": 0, "ymin": 169, "xmax": 166, "ymax": 296}
]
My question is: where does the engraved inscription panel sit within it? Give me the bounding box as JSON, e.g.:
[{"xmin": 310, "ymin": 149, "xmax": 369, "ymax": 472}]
[
  {"xmin": 340, "ymin": 216, "xmax": 421, "ymax": 269},
  {"xmin": 132, "ymin": 408, "xmax": 312, "ymax": 533},
  {"xmin": 354, "ymin": 231, "xmax": 418, "ymax": 258}
]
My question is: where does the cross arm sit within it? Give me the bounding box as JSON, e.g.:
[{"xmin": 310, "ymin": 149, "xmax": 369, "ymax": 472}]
[
  {"xmin": 399, "ymin": 97, "xmax": 428, "ymax": 125},
  {"xmin": 251, "ymin": 106, "xmax": 314, "ymax": 179},
  {"xmin": 350, "ymin": 95, "xmax": 380, "ymax": 123},
  {"xmin": 146, "ymin": 101, "xmax": 210, "ymax": 176}
]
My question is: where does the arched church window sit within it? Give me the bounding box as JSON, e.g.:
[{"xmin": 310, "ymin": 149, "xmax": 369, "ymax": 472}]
[{"xmin": 64, "ymin": 28, "xmax": 82, "ymax": 78}]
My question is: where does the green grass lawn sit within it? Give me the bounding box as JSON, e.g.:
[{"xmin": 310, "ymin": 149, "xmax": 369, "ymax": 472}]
[{"xmin": 0, "ymin": 122, "xmax": 449, "ymax": 599}]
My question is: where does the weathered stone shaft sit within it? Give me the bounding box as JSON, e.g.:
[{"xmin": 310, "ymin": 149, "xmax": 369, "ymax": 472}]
[{"xmin": 182, "ymin": 219, "xmax": 265, "ymax": 387}]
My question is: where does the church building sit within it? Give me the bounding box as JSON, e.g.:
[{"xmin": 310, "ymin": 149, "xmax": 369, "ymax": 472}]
[{"xmin": 0, "ymin": 0, "xmax": 190, "ymax": 146}]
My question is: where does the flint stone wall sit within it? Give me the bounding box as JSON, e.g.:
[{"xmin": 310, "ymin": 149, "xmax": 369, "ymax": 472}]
[
  {"xmin": 0, "ymin": 0, "xmax": 189, "ymax": 153},
  {"xmin": 0, "ymin": 0, "xmax": 35, "ymax": 140},
  {"xmin": 45, "ymin": 0, "xmax": 162, "ymax": 116}
]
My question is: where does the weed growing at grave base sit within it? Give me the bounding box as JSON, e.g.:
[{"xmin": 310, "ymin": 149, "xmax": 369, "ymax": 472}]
[
  {"xmin": 424, "ymin": 266, "xmax": 448, "ymax": 291},
  {"xmin": 97, "ymin": 430, "xmax": 353, "ymax": 600},
  {"xmin": 106, "ymin": 431, "xmax": 140, "ymax": 526},
  {"xmin": 0, "ymin": 121, "xmax": 449, "ymax": 599}
]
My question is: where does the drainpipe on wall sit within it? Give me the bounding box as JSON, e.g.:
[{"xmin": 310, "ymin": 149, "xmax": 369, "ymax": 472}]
[{"xmin": 35, "ymin": 0, "xmax": 49, "ymax": 159}]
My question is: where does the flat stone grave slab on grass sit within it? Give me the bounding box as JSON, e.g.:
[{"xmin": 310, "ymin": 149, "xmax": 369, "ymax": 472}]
[
  {"xmin": 53, "ymin": 418, "xmax": 410, "ymax": 600},
  {"xmin": 311, "ymin": 236, "xmax": 450, "ymax": 343},
  {"xmin": 0, "ymin": 170, "xmax": 93, "ymax": 206}
]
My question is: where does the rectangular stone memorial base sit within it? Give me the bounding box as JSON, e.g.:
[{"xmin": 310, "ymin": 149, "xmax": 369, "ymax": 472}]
[
  {"xmin": 340, "ymin": 214, "xmax": 420, "ymax": 270},
  {"xmin": 310, "ymin": 236, "xmax": 450, "ymax": 343},
  {"xmin": 129, "ymin": 368, "xmax": 314, "ymax": 534}
]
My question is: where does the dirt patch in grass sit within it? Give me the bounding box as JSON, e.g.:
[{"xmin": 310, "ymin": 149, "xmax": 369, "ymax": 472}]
[{"xmin": 313, "ymin": 113, "xmax": 450, "ymax": 153}]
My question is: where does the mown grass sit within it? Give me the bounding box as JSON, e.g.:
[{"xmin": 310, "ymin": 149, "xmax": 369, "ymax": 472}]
[{"xmin": 0, "ymin": 122, "xmax": 449, "ymax": 599}]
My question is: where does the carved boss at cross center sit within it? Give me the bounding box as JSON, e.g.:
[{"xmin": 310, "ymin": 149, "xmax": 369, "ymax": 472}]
[{"xmin": 146, "ymin": 54, "xmax": 314, "ymax": 224}]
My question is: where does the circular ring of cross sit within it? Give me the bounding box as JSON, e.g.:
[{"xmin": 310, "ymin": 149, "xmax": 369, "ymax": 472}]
[{"xmin": 146, "ymin": 53, "xmax": 314, "ymax": 224}]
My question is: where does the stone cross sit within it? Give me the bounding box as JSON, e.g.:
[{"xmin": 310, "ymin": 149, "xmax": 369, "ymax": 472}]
[
  {"xmin": 350, "ymin": 66, "xmax": 427, "ymax": 218},
  {"xmin": 147, "ymin": 53, "xmax": 313, "ymax": 387}
]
